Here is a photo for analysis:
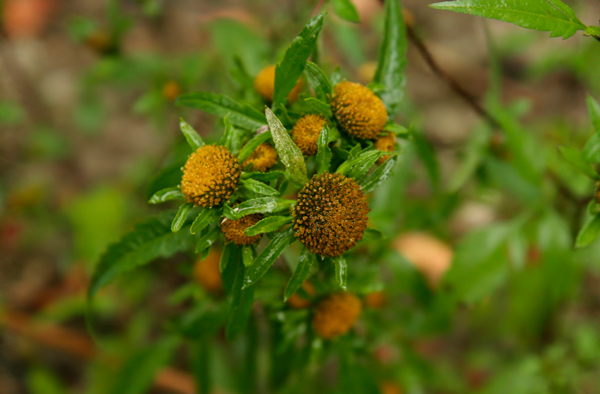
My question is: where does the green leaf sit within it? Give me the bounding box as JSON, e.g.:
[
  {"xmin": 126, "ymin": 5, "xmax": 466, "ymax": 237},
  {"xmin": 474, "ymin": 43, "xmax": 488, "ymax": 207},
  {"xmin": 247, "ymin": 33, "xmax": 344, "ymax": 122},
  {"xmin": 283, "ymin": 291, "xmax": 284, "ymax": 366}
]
[
  {"xmin": 284, "ymin": 248, "xmax": 317, "ymax": 301},
  {"xmin": 176, "ymin": 91, "xmax": 267, "ymax": 130},
  {"xmin": 179, "ymin": 118, "xmax": 204, "ymax": 150},
  {"xmin": 316, "ymin": 123, "xmax": 332, "ymax": 174},
  {"xmin": 148, "ymin": 186, "xmax": 184, "ymax": 204},
  {"xmin": 195, "ymin": 225, "xmax": 221, "ymax": 254},
  {"xmin": 359, "ymin": 156, "xmax": 397, "ymax": 193},
  {"xmin": 242, "ymin": 227, "xmax": 296, "ymax": 289},
  {"xmin": 245, "ymin": 215, "xmax": 293, "ymax": 236},
  {"xmin": 220, "ymin": 242, "xmax": 234, "ymax": 273},
  {"xmin": 242, "ymin": 246, "xmax": 254, "ymax": 267},
  {"xmin": 241, "ymin": 178, "xmax": 280, "ymax": 196},
  {"xmin": 575, "ymin": 213, "xmax": 600, "ymax": 248},
  {"xmin": 429, "ymin": 0, "xmax": 586, "ymax": 39},
  {"xmin": 171, "ymin": 203, "xmax": 194, "ymax": 232},
  {"xmin": 273, "ymin": 14, "xmax": 325, "ymax": 107},
  {"xmin": 237, "ymin": 131, "xmax": 272, "ymax": 163},
  {"xmin": 304, "ymin": 97, "xmax": 333, "ymax": 117},
  {"xmin": 333, "ymin": 0, "xmax": 360, "ymax": 23},
  {"xmin": 265, "ymin": 108, "xmax": 309, "ymax": 186},
  {"xmin": 583, "ymin": 133, "xmax": 600, "ymax": 164},
  {"xmin": 226, "ymin": 261, "xmax": 255, "ymax": 339},
  {"xmin": 373, "ymin": 0, "xmax": 407, "ymax": 116},
  {"xmin": 220, "ymin": 113, "xmax": 235, "ymax": 151},
  {"xmin": 190, "ymin": 208, "xmax": 220, "ymax": 235},
  {"xmin": 304, "ymin": 61, "xmax": 333, "ymax": 102},
  {"xmin": 88, "ymin": 212, "xmax": 195, "ymax": 300},
  {"xmin": 384, "ymin": 122, "xmax": 409, "ymax": 137},
  {"xmin": 587, "ymin": 95, "xmax": 600, "ymax": 134},
  {"xmin": 241, "ymin": 170, "xmax": 285, "ymax": 182},
  {"xmin": 109, "ymin": 337, "xmax": 179, "ymax": 394},
  {"xmin": 558, "ymin": 145, "xmax": 598, "ymax": 179},
  {"xmin": 337, "ymin": 150, "xmax": 391, "ymax": 180},
  {"xmin": 224, "ymin": 197, "xmax": 295, "ymax": 220},
  {"xmin": 333, "ymin": 255, "xmax": 348, "ymax": 290},
  {"xmin": 584, "ymin": 26, "xmax": 600, "ymax": 38}
]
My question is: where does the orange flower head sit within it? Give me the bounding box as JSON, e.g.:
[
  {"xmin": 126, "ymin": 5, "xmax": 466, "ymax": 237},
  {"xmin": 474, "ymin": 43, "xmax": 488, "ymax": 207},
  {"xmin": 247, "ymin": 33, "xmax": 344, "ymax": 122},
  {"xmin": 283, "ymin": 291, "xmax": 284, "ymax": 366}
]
[
  {"xmin": 287, "ymin": 281, "xmax": 315, "ymax": 309},
  {"xmin": 254, "ymin": 65, "xmax": 302, "ymax": 103},
  {"xmin": 375, "ymin": 132, "xmax": 396, "ymax": 164},
  {"xmin": 331, "ymin": 81, "xmax": 387, "ymax": 140},
  {"xmin": 194, "ymin": 249, "xmax": 222, "ymax": 295},
  {"xmin": 242, "ymin": 143, "xmax": 277, "ymax": 172},
  {"xmin": 312, "ymin": 292, "xmax": 362, "ymax": 339},
  {"xmin": 364, "ymin": 291, "xmax": 386, "ymax": 308},
  {"xmin": 291, "ymin": 114, "xmax": 327, "ymax": 156},
  {"xmin": 181, "ymin": 144, "xmax": 240, "ymax": 208},
  {"xmin": 221, "ymin": 214, "xmax": 263, "ymax": 246}
]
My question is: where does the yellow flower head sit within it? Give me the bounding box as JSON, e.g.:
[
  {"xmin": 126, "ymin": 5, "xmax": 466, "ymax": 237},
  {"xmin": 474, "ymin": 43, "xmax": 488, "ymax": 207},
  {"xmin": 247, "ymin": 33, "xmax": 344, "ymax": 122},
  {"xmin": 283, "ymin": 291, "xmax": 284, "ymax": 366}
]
[
  {"xmin": 181, "ymin": 144, "xmax": 241, "ymax": 208},
  {"xmin": 331, "ymin": 81, "xmax": 388, "ymax": 140},
  {"xmin": 221, "ymin": 214, "xmax": 263, "ymax": 246},
  {"xmin": 194, "ymin": 249, "xmax": 222, "ymax": 295},
  {"xmin": 254, "ymin": 64, "xmax": 302, "ymax": 103},
  {"xmin": 312, "ymin": 292, "xmax": 362, "ymax": 339},
  {"xmin": 293, "ymin": 172, "xmax": 369, "ymax": 257},
  {"xmin": 242, "ymin": 143, "xmax": 277, "ymax": 172},
  {"xmin": 292, "ymin": 114, "xmax": 327, "ymax": 156},
  {"xmin": 374, "ymin": 132, "xmax": 396, "ymax": 164}
]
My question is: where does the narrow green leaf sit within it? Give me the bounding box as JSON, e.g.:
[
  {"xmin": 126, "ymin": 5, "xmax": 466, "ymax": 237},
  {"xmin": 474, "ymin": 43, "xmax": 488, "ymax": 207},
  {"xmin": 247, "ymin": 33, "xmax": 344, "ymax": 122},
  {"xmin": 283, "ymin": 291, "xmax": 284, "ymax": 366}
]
[
  {"xmin": 586, "ymin": 96, "xmax": 600, "ymax": 134},
  {"xmin": 242, "ymin": 228, "xmax": 296, "ymax": 289},
  {"xmin": 224, "ymin": 197, "xmax": 295, "ymax": 220},
  {"xmin": 220, "ymin": 242, "xmax": 233, "ymax": 273},
  {"xmin": 583, "ymin": 133, "xmax": 600, "ymax": 164},
  {"xmin": 171, "ymin": 203, "xmax": 193, "ymax": 232},
  {"xmin": 337, "ymin": 150, "xmax": 392, "ymax": 180},
  {"xmin": 359, "ymin": 156, "xmax": 397, "ymax": 193},
  {"xmin": 241, "ymin": 170, "xmax": 285, "ymax": 182},
  {"xmin": 190, "ymin": 208, "xmax": 219, "ymax": 235},
  {"xmin": 88, "ymin": 212, "xmax": 195, "ymax": 300},
  {"xmin": 179, "ymin": 118, "xmax": 204, "ymax": 150},
  {"xmin": 226, "ymin": 261, "xmax": 255, "ymax": 339},
  {"xmin": 558, "ymin": 145, "xmax": 598, "ymax": 179},
  {"xmin": 316, "ymin": 123, "xmax": 332, "ymax": 174},
  {"xmin": 362, "ymin": 228, "xmax": 384, "ymax": 241},
  {"xmin": 576, "ymin": 213, "xmax": 600, "ymax": 248},
  {"xmin": 384, "ymin": 122, "xmax": 409, "ymax": 137},
  {"xmin": 284, "ymin": 248, "xmax": 316, "ymax": 301},
  {"xmin": 176, "ymin": 91, "xmax": 267, "ymax": 130},
  {"xmin": 220, "ymin": 113, "xmax": 234, "ymax": 151},
  {"xmin": 304, "ymin": 61, "xmax": 333, "ymax": 102},
  {"xmin": 195, "ymin": 225, "xmax": 221, "ymax": 254},
  {"xmin": 429, "ymin": 0, "xmax": 586, "ymax": 39},
  {"xmin": 148, "ymin": 187, "xmax": 184, "ymax": 204},
  {"xmin": 333, "ymin": 255, "xmax": 348, "ymax": 290},
  {"xmin": 265, "ymin": 108, "xmax": 309, "ymax": 186},
  {"xmin": 237, "ymin": 131, "xmax": 272, "ymax": 163},
  {"xmin": 245, "ymin": 216, "xmax": 293, "ymax": 236},
  {"xmin": 304, "ymin": 97, "xmax": 333, "ymax": 117},
  {"xmin": 373, "ymin": 0, "xmax": 407, "ymax": 116},
  {"xmin": 242, "ymin": 246, "xmax": 254, "ymax": 267},
  {"xmin": 273, "ymin": 14, "xmax": 325, "ymax": 107},
  {"xmin": 333, "ymin": 0, "xmax": 360, "ymax": 23},
  {"xmin": 241, "ymin": 178, "xmax": 280, "ymax": 196}
]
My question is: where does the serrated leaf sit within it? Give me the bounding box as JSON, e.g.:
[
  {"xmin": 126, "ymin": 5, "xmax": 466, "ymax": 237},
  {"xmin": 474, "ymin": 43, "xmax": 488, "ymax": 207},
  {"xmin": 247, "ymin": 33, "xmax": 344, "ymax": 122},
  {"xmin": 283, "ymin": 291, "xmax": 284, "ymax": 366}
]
[
  {"xmin": 333, "ymin": 255, "xmax": 348, "ymax": 290},
  {"xmin": 359, "ymin": 156, "xmax": 397, "ymax": 193},
  {"xmin": 242, "ymin": 246, "xmax": 254, "ymax": 267},
  {"xmin": 265, "ymin": 108, "xmax": 308, "ymax": 186},
  {"xmin": 284, "ymin": 248, "xmax": 316, "ymax": 301},
  {"xmin": 304, "ymin": 61, "xmax": 333, "ymax": 102},
  {"xmin": 373, "ymin": 0, "xmax": 407, "ymax": 116},
  {"xmin": 88, "ymin": 212, "xmax": 195, "ymax": 300},
  {"xmin": 241, "ymin": 178, "xmax": 280, "ymax": 196},
  {"xmin": 245, "ymin": 215, "xmax": 293, "ymax": 236},
  {"xmin": 176, "ymin": 91, "xmax": 267, "ymax": 130},
  {"xmin": 316, "ymin": 123, "xmax": 332, "ymax": 174},
  {"xmin": 333, "ymin": 0, "xmax": 360, "ymax": 23},
  {"xmin": 190, "ymin": 208, "xmax": 220, "ymax": 235},
  {"xmin": 226, "ymin": 260, "xmax": 255, "ymax": 340},
  {"xmin": 237, "ymin": 131, "xmax": 272, "ymax": 163},
  {"xmin": 195, "ymin": 225, "xmax": 221, "ymax": 254},
  {"xmin": 304, "ymin": 97, "xmax": 333, "ymax": 117},
  {"xmin": 179, "ymin": 118, "xmax": 204, "ymax": 150},
  {"xmin": 273, "ymin": 14, "xmax": 325, "ymax": 107},
  {"xmin": 242, "ymin": 227, "xmax": 296, "ymax": 289},
  {"xmin": 429, "ymin": 0, "xmax": 586, "ymax": 39},
  {"xmin": 171, "ymin": 203, "xmax": 194, "ymax": 232},
  {"xmin": 558, "ymin": 145, "xmax": 598, "ymax": 179},
  {"xmin": 224, "ymin": 197, "xmax": 295, "ymax": 220},
  {"xmin": 241, "ymin": 170, "xmax": 285, "ymax": 182},
  {"xmin": 576, "ymin": 213, "xmax": 600, "ymax": 248},
  {"xmin": 148, "ymin": 187, "xmax": 184, "ymax": 204}
]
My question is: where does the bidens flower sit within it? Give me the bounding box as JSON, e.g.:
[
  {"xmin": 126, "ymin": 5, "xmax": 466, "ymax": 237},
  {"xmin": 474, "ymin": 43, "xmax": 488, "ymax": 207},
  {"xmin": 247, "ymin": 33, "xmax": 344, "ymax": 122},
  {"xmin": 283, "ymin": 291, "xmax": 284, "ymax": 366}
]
[
  {"xmin": 194, "ymin": 249, "xmax": 222, "ymax": 295},
  {"xmin": 242, "ymin": 143, "xmax": 277, "ymax": 172},
  {"xmin": 221, "ymin": 214, "xmax": 263, "ymax": 246},
  {"xmin": 181, "ymin": 144, "xmax": 241, "ymax": 208},
  {"xmin": 291, "ymin": 114, "xmax": 327, "ymax": 156},
  {"xmin": 374, "ymin": 132, "xmax": 396, "ymax": 164},
  {"xmin": 254, "ymin": 64, "xmax": 302, "ymax": 103},
  {"xmin": 331, "ymin": 81, "xmax": 387, "ymax": 140},
  {"xmin": 312, "ymin": 292, "xmax": 362, "ymax": 339},
  {"xmin": 293, "ymin": 173, "xmax": 368, "ymax": 257}
]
